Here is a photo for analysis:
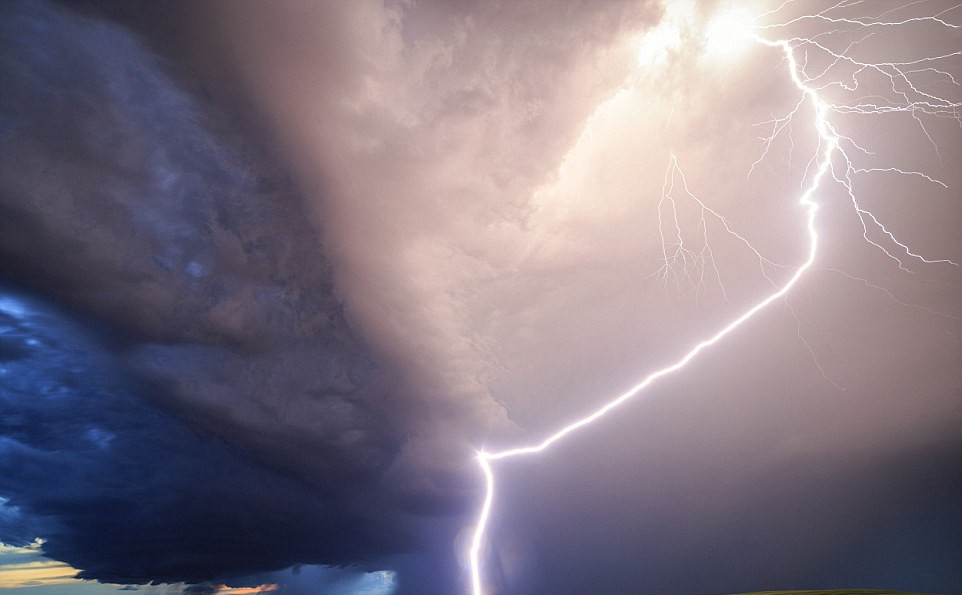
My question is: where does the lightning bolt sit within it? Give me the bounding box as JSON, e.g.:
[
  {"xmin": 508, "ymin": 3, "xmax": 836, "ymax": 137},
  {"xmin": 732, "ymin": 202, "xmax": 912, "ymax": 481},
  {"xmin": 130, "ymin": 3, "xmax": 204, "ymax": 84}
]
[{"xmin": 467, "ymin": 3, "xmax": 960, "ymax": 594}]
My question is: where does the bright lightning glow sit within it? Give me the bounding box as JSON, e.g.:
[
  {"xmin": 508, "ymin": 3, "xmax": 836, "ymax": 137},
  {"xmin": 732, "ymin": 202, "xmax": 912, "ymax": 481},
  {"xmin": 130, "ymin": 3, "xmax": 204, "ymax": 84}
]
[
  {"xmin": 467, "ymin": 2, "xmax": 959, "ymax": 593},
  {"xmin": 705, "ymin": 7, "xmax": 756, "ymax": 60},
  {"xmin": 634, "ymin": 2, "xmax": 758, "ymax": 67}
]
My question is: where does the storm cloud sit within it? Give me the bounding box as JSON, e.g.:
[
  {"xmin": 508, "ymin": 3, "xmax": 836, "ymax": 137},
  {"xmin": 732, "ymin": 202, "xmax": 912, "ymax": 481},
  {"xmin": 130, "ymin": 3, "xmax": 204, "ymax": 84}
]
[
  {"xmin": 1, "ymin": 1, "xmax": 961, "ymax": 594},
  {"xmin": 0, "ymin": 0, "xmax": 487, "ymax": 590}
]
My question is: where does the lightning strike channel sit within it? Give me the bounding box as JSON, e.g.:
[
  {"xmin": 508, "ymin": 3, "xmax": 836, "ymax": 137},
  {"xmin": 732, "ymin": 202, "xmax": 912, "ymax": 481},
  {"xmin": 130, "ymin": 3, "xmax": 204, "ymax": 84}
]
[{"xmin": 466, "ymin": 3, "xmax": 960, "ymax": 594}]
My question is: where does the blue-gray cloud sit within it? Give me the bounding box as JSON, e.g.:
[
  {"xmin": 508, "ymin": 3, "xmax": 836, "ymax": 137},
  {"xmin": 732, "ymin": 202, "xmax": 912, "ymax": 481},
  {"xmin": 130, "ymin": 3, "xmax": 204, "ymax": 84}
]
[{"xmin": 0, "ymin": 1, "xmax": 469, "ymax": 592}]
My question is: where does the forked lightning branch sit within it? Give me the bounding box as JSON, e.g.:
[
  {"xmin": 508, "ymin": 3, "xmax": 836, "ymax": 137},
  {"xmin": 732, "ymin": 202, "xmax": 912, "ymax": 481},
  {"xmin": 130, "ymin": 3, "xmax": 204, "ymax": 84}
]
[{"xmin": 466, "ymin": 2, "xmax": 961, "ymax": 594}]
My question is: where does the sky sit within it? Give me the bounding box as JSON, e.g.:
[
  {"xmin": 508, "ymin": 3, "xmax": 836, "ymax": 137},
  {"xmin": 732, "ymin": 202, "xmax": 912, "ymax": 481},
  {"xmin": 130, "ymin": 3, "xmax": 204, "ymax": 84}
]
[{"xmin": 0, "ymin": 1, "xmax": 960, "ymax": 594}]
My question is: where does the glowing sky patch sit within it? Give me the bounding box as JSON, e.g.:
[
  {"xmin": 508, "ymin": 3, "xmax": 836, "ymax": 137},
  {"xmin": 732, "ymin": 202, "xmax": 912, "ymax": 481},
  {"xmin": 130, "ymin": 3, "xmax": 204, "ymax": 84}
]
[
  {"xmin": 704, "ymin": 7, "xmax": 756, "ymax": 61},
  {"xmin": 211, "ymin": 585, "xmax": 279, "ymax": 594},
  {"xmin": 0, "ymin": 541, "xmax": 78, "ymax": 589}
]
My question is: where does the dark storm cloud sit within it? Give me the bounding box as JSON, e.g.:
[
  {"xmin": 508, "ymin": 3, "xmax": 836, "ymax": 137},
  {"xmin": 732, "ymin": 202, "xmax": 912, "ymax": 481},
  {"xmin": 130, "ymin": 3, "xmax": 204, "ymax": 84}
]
[
  {"xmin": 0, "ymin": 285, "xmax": 405, "ymax": 584},
  {"xmin": 0, "ymin": 0, "xmax": 471, "ymax": 591},
  {"xmin": 0, "ymin": 0, "xmax": 662, "ymax": 588},
  {"xmin": 0, "ymin": 0, "xmax": 334, "ymax": 347}
]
